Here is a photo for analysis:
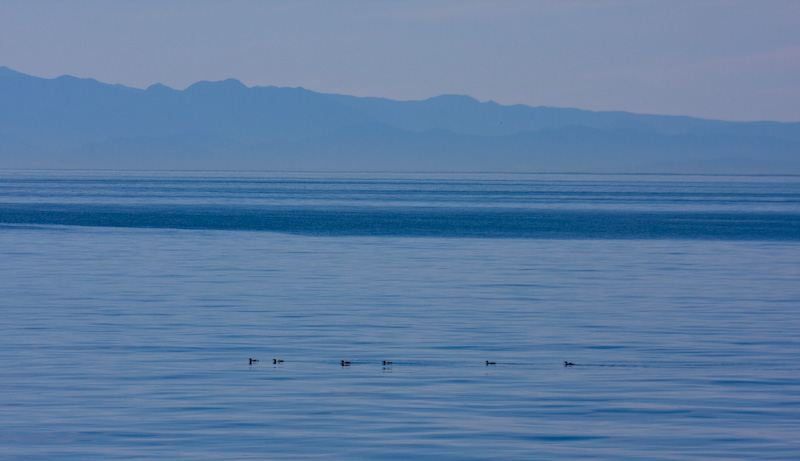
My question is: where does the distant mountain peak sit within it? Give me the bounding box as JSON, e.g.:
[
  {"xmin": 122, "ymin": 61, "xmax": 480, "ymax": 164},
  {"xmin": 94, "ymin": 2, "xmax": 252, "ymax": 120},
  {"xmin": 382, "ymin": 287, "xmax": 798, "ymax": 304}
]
[
  {"xmin": 0, "ymin": 65, "xmax": 23, "ymax": 77},
  {"xmin": 186, "ymin": 78, "xmax": 248, "ymax": 92},
  {"xmin": 424, "ymin": 94, "xmax": 480, "ymax": 105},
  {"xmin": 146, "ymin": 82, "xmax": 175, "ymax": 92},
  {"xmin": 219, "ymin": 78, "xmax": 247, "ymax": 87}
]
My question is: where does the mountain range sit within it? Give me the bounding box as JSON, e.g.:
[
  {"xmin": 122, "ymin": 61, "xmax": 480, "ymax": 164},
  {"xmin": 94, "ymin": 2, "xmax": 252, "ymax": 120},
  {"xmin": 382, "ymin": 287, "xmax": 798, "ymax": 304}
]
[{"xmin": 1, "ymin": 66, "xmax": 798, "ymax": 173}]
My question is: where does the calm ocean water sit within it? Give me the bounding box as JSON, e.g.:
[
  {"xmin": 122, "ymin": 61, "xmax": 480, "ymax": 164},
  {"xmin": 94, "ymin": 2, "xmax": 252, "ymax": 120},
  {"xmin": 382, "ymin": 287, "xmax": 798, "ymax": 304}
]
[{"xmin": 1, "ymin": 171, "xmax": 799, "ymax": 459}]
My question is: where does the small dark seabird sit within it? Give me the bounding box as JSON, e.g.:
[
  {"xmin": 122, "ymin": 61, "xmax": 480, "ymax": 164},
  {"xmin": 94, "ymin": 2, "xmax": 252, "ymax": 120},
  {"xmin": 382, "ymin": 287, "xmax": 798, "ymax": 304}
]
[
  {"xmin": 485, "ymin": 361, "xmax": 496, "ymax": 365},
  {"xmin": 273, "ymin": 359, "xmax": 284, "ymax": 364},
  {"xmin": 341, "ymin": 360, "xmax": 351, "ymax": 366},
  {"xmin": 249, "ymin": 358, "xmax": 259, "ymax": 365},
  {"xmin": 564, "ymin": 361, "xmax": 575, "ymax": 366},
  {"xmin": 382, "ymin": 361, "xmax": 392, "ymax": 365}
]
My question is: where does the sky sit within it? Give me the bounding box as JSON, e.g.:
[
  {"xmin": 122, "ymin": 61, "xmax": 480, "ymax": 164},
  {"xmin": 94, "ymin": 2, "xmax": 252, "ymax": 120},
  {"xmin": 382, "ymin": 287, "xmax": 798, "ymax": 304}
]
[{"xmin": 1, "ymin": 0, "xmax": 799, "ymax": 122}]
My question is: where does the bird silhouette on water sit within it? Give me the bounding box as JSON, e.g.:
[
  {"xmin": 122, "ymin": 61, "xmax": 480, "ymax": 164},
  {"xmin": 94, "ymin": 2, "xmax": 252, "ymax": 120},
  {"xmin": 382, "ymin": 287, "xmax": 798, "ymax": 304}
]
[{"xmin": 250, "ymin": 358, "xmax": 578, "ymax": 368}]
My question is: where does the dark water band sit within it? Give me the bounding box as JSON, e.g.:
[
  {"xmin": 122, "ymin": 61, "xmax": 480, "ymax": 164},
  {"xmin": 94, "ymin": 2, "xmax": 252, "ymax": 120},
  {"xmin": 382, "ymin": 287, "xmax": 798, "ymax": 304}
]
[{"xmin": 1, "ymin": 204, "xmax": 799, "ymax": 240}]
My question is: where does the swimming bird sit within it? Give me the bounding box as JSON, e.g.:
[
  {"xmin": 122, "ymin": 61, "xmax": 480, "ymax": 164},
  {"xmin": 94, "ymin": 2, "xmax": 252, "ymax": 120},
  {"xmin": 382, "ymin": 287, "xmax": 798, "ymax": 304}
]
[
  {"xmin": 382, "ymin": 361, "xmax": 392, "ymax": 365},
  {"xmin": 564, "ymin": 361, "xmax": 575, "ymax": 366},
  {"xmin": 341, "ymin": 360, "xmax": 351, "ymax": 366},
  {"xmin": 486, "ymin": 361, "xmax": 496, "ymax": 365},
  {"xmin": 249, "ymin": 358, "xmax": 259, "ymax": 365},
  {"xmin": 273, "ymin": 359, "xmax": 284, "ymax": 364}
]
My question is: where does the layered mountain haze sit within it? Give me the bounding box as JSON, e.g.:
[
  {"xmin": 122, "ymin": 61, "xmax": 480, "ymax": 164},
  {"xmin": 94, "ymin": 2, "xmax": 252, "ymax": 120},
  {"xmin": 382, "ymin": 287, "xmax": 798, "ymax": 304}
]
[{"xmin": 1, "ymin": 66, "xmax": 798, "ymax": 172}]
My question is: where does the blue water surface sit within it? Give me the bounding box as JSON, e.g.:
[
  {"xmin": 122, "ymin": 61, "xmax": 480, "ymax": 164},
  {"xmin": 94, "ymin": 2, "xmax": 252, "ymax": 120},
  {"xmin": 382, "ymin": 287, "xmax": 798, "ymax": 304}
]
[{"xmin": 1, "ymin": 171, "xmax": 799, "ymax": 459}]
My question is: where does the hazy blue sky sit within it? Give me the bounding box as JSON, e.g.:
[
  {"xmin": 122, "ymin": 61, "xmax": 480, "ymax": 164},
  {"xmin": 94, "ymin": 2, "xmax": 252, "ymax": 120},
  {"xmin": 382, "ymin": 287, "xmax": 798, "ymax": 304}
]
[{"xmin": 1, "ymin": 0, "xmax": 798, "ymax": 122}]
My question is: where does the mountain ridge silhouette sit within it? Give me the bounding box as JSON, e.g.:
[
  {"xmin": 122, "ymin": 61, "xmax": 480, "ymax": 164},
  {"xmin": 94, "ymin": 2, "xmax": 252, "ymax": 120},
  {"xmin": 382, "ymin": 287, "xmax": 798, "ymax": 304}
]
[{"xmin": 1, "ymin": 66, "xmax": 798, "ymax": 173}]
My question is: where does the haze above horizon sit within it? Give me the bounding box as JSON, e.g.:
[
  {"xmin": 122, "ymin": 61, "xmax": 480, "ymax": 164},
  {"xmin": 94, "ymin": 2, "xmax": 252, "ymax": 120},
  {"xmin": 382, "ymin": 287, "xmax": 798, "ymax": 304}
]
[{"xmin": 1, "ymin": 0, "xmax": 798, "ymax": 123}]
